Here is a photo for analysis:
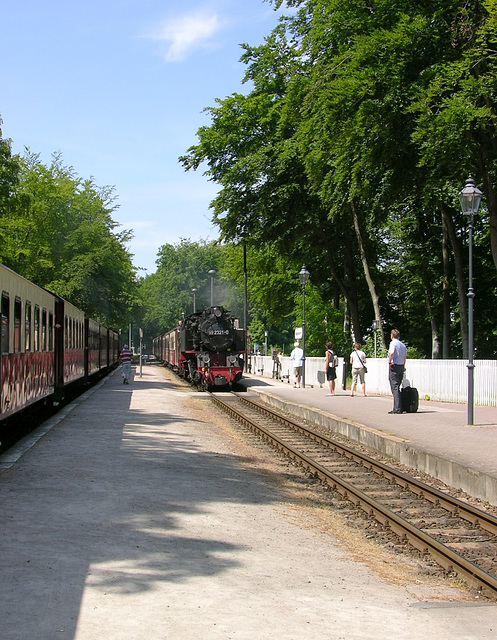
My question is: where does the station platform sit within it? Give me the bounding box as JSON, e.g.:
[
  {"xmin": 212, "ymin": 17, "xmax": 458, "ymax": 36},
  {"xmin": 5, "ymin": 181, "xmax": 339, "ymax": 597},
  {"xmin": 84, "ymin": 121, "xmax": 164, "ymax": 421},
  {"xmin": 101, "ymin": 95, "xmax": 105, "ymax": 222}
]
[
  {"xmin": 239, "ymin": 374, "xmax": 497, "ymax": 507},
  {"xmin": 1, "ymin": 364, "xmax": 496, "ymax": 639}
]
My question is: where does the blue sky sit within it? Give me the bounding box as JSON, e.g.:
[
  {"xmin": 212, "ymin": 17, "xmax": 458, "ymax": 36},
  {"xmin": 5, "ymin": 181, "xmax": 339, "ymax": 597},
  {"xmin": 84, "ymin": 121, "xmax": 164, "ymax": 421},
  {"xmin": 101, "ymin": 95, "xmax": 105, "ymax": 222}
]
[{"xmin": 0, "ymin": 0, "xmax": 291, "ymax": 274}]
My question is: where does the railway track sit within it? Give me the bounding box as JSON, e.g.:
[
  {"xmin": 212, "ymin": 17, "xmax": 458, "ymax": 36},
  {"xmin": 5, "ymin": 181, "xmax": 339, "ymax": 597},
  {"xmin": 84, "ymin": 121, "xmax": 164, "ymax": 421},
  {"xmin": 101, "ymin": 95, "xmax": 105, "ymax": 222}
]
[{"xmin": 211, "ymin": 392, "xmax": 497, "ymax": 598}]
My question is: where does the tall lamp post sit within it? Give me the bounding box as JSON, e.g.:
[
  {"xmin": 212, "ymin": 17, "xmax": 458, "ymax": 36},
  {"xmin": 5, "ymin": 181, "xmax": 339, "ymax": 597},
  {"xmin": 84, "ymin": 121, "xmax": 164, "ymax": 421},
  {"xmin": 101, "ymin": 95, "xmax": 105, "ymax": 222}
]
[
  {"xmin": 192, "ymin": 288, "xmax": 197, "ymax": 313},
  {"xmin": 458, "ymin": 175, "xmax": 482, "ymax": 426},
  {"xmin": 208, "ymin": 269, "xmax": 216, "ymax": 306},
  {"xmin": 299, "ymin": 265, "xmax": 310, "ymax": 388},
  {"xmin": 373, "ymin": 320, "xmax": 378, "ymax": 358}
]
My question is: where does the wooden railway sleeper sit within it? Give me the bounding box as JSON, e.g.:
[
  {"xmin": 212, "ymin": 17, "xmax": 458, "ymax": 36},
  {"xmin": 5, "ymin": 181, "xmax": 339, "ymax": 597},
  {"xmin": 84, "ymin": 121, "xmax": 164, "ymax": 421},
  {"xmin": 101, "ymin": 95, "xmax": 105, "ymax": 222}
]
[{"xmin": 212, "ymin": 393, "xmax": 497, "ymax": 597}]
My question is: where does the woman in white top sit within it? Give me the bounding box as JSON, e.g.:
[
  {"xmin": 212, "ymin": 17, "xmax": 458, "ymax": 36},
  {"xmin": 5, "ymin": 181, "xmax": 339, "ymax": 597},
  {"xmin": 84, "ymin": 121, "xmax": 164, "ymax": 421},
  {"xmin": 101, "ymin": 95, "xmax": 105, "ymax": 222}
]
[{"xmin": 349, "ymin": 343, "xmax": 367, "ymax": 396}]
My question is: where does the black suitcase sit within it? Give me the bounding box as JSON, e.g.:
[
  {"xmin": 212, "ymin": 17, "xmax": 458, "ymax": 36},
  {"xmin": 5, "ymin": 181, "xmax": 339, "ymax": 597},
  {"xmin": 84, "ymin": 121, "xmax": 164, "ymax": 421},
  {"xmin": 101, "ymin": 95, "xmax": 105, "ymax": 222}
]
[{"xmin": 401, "ymin": 386, "xmax": 419, "ymax": 413}]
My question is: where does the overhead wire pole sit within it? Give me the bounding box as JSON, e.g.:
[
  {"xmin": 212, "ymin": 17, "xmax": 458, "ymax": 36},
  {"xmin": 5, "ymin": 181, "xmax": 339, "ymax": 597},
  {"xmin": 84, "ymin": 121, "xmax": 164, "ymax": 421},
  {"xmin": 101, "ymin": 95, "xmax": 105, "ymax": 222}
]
[{"xmin": 243, "ymin": 242, "xmax": 248, "ymax": 333}]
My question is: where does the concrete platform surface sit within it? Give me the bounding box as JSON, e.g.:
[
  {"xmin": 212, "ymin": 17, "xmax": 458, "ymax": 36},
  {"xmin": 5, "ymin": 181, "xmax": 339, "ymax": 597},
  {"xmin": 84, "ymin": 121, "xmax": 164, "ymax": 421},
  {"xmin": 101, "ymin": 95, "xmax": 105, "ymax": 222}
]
[
  {"xmin": 0, "ymin": 365, "xmax": 496, "ymax": 640},
  {"xmin": 241, "ymin": 374, "xmax": 497, "ymax": 506}
]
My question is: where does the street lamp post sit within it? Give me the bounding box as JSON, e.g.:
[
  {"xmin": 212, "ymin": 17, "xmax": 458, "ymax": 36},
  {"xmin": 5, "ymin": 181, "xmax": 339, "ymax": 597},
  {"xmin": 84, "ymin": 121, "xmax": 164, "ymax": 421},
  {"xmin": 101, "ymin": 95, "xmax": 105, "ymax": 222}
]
[
  {"xmin": 208, "ymin": 270, "xmax": 216, "ymax": 306},
  {"xmin": 192, "ymin": 288, "xmax": 197, "ymax": 313},
  {"xmin": 298, "ymin": 265, "xmax": 310, "ymax": 388},
  {"xmin": 373, "ymin": 320, "xmax": 378, "ymax": 358},
  {"xmin": 458, "ymin": 175, "xmax": 482, "ymax": 426}
]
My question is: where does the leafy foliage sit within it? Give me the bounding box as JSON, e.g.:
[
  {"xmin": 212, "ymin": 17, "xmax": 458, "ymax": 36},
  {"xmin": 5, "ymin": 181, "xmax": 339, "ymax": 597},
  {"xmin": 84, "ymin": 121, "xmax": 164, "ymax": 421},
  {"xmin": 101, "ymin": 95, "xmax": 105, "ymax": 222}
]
[
  {"xmin": 180, "ymin": 0, "xmax": 497, "ymax": 358},
  {"xmin": 0, "ymin": 138, "xmax": 138, "ymax": 329}
]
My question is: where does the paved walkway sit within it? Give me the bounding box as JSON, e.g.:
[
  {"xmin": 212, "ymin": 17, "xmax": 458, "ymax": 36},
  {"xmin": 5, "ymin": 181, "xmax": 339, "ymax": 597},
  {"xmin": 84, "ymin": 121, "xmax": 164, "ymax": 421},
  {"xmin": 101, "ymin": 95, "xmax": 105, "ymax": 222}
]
[{"xmin": 0, "ymin": 365, "xmax": 496, "ymax": 639}]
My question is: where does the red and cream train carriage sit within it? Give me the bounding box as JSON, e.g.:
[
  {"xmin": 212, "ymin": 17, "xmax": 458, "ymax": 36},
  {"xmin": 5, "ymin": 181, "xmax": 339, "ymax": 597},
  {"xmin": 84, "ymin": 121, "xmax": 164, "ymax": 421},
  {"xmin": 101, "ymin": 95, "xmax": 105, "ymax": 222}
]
[
  {"xmin": 1, "ymin": 263, "xmax": 120, "ymax": 424},
  {"xmin": 1, "ymin": 264, "xmax": 57, "ymax": 420}
]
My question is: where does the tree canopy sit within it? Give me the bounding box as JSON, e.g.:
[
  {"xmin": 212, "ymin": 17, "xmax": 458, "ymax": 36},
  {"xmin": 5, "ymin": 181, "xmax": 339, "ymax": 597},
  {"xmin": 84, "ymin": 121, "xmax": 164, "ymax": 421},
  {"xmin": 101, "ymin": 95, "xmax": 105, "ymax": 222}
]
[
  {"xmin": 180, "ymin": 0, "xmax": 497, "ymax": 358},
  {"xmin": 0, "ymin": 126, "xmax": 138, "ymax": 329}
]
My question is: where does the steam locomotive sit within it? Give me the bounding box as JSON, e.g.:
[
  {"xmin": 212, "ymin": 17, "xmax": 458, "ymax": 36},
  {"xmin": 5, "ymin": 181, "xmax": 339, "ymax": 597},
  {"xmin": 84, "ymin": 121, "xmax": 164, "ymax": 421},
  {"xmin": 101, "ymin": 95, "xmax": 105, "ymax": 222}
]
[{"xmin": 153, "ymin": 306, "xmax": 245, "ymax": 389}]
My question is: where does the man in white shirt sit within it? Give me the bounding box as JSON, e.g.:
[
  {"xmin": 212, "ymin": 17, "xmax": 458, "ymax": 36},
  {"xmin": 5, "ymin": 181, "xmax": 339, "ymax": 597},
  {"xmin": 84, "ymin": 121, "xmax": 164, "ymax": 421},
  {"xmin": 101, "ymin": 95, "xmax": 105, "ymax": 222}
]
[
  {"xmin": 290, "ymin": 341, "xmax": 304, "ymax": 388},
  {"xmin": 388, "ymin": 329, "xmax": 407, "ymax": 413}
]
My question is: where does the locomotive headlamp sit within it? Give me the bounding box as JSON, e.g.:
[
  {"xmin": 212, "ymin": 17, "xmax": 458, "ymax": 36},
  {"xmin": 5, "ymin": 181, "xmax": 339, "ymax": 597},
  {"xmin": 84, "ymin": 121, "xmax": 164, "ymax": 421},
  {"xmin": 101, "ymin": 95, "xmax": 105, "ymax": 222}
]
[
  {"xmin": 197, "ymin": 352, "xmax": 210, "ymax": 367},
  {"xmin": 214, "ymin": 307, "xmax": 222, "ymax": 318}
]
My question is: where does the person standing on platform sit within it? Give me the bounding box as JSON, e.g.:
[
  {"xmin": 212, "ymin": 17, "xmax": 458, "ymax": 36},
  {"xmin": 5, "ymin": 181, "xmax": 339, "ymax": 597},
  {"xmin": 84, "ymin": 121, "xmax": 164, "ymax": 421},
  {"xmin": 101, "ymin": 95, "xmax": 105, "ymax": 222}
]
[
  {"xmin": 325, "ymin": 341, "xmax": 337, "ymax": 396},
  {"xmin": 120, "ymin": 344, "xmax": 133, "ymax": 384},
  {"xmin": 349, "ymin": 342, "xmax": 367, "ymax": 397},
  {"xmin": 290, "ymin": 341, "xmax": 304, "ymax": 388},
  {"xmin": 388, "ymin": 329, "xmax": 407, "ymax": 413}
]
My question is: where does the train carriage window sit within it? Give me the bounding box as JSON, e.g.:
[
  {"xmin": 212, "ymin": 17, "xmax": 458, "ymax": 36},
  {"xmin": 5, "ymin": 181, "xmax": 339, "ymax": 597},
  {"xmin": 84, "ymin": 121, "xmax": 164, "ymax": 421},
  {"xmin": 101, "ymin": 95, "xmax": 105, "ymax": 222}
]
[
  {"xmin": 48, "ymin": 311, "xmax": 54, "ymax": 351},
  {"xmin": 25, "ymin": 302, "xmax": 32, "ymax": 351},
  {"xmin": 42, "ymin": 308, "xmax": 47, "ymax": 351},
  {"xmin": 1, "ymin": 293, "xmax": 9, "ymax": 354},
  {"xmin": 34, "ymin": 305, "xmax": 40, "ymax": 351},
  {"xmin": 14, "ymin": 297, "xmax": 22, "ymax": 352},
  {"xmin": 65, "ymin": 316, "xmax": 68, "ymax": 349}
]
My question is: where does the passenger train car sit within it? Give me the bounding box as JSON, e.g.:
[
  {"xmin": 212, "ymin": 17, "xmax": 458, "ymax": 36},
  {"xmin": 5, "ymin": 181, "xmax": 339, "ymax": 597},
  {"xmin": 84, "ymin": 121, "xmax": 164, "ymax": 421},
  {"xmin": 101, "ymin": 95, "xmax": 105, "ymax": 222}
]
[
  {"xmin": 1, "ymin": 263, "xmax": 120, "ymax": 424},
  {"xmin": 153, "ymin": 306, "xmax": 245, "ymax": 389}
]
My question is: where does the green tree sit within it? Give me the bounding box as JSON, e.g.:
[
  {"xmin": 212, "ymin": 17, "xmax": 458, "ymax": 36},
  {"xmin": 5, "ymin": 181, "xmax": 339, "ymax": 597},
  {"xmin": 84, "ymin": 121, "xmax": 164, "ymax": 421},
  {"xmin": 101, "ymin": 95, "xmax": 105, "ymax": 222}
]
[
  {"xmin": 0, "ymin": 147, "xmax": 138, "ymax": 328},
  {"xmin": 180, "ymin": 26, "xmax": 368, "ymax": 345},
  {"xmin": 139, "ymin": 239, "xmax": 226, "ymax": 339},
  {"xmin": 179, "ymin": 0, "xmax": 497, "ymax": 358},
  {"xmin": 0, "ymin": 122, "xmax": 22, "ymax": 218}
]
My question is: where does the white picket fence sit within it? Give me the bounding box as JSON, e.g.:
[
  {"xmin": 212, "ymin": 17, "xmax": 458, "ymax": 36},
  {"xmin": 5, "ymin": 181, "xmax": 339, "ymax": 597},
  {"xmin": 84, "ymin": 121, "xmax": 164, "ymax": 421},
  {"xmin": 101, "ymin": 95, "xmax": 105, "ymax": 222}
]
[{"xmin": 248, "ymin": 355, "xmax": 497, "ymax": 407}]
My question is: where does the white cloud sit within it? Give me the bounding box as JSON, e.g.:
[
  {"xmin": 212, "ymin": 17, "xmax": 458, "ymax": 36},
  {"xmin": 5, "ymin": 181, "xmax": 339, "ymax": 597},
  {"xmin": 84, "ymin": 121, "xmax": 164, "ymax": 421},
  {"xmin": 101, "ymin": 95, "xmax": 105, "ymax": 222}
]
[{"xmin": 150, "ymin": 9, "xmax": 223, "ymax": 62}]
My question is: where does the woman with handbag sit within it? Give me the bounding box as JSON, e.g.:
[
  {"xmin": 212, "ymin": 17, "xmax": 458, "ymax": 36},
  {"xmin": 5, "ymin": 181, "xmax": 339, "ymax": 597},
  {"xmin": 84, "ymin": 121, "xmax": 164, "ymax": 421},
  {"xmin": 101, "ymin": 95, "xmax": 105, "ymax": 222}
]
[
  {"xmin": 349, "ymin": 343, "xmax": 367, "ymax": 397},
  {"xmin": 325, "ymin": 341, "xmax": 338, "ymax": 396}
]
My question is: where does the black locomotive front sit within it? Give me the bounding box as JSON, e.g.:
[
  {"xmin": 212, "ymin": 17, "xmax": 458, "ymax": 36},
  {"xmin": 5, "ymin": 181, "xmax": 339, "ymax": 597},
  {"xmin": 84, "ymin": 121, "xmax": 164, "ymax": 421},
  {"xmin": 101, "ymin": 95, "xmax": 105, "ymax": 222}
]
[
  {"xmin": 197, "ymin": 306, "xmax": 237, "ymax": 351},
  {"xmin": 178, "ymin": 306, "xmax": 245, "ymax": 388}
]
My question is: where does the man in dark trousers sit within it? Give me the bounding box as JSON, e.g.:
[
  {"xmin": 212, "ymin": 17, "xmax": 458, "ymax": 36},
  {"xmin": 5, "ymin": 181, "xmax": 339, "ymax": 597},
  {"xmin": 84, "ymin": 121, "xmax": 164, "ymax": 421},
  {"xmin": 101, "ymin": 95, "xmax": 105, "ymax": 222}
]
[{"xmin": 388, "ymin": 329, "xmax": 407, "ymax": 414}]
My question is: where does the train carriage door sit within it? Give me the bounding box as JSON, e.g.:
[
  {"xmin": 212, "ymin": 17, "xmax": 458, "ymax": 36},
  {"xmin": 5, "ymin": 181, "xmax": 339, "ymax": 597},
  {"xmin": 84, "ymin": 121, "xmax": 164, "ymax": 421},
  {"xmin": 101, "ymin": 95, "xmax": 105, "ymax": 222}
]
[
  {"xmin": 1, "ymin": 293, "xmax": 9, "ymax": 406},
  {"xmin": 1, "ymin": 293, "xmax": 9, "ymax": 355},
  {"xmin": 54, "ymin": 298, "xmax": 65, "ymax": 391},
  {"xmin": 84, "ymin": 317, "xmax": 89, "ymax": 381},
  {"xmin": 25, "ymin": 302, "xmax": 32, "ymax": 352},
  {"xmin": 14, "ymin": 298, "xmax": 22, "ymax": 353}
]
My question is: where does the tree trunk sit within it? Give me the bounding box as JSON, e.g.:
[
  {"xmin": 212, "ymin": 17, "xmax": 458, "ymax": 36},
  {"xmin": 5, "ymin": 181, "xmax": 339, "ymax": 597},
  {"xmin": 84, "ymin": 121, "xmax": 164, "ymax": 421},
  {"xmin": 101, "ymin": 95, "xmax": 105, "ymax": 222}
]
[
  {"xmin": 350, "ymin": 200, "xmax": 386, "ymax": 350},
  {"xmin": 442, "ymin": 213, "xmax": 451, "ymax": 359},
  {"xmin": 441, "ymin": 203, "xmax": 468, "ymax": 358},
  {"xmin": 322, "ymin": 229, "xmax": 362, "ymax": 344},
  {"xmin": 422, "ymin": 275, "xmax": 440, "ymax": 358},
  {"xmin": 479, "ymin": 167, "xmax": 497, "ymax": 272}
]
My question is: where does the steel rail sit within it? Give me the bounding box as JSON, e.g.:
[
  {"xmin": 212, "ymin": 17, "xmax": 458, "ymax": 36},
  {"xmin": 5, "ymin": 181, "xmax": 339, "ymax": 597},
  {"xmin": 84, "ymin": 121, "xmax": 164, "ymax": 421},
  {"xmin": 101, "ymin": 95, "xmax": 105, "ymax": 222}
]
[
  {"xmin": 234, "ymin": 394, "xmax": 497, "ymax": 536},
  {"xmin": 211, "ymin": 393, "xmax": 497, "ymax": 597}
]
